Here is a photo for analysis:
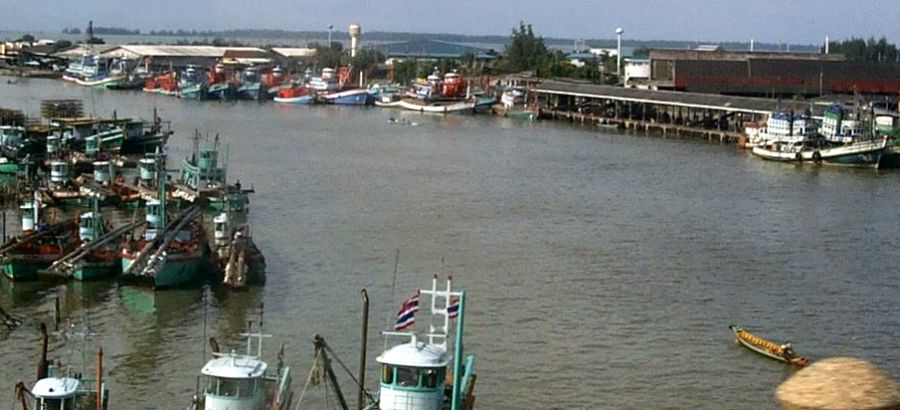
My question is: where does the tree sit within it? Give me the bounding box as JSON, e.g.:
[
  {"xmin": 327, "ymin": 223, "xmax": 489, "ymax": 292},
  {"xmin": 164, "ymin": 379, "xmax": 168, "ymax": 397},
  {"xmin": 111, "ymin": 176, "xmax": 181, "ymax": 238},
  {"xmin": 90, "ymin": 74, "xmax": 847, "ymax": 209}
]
[
  {"xmin": 392, "ymin": 60, "xmax": 419, "ymax": 84},
  {"xmin": 350, "ymin": 48, "xmax": 384, "ymax": 74},
  {"xmin": 310, "ymin": 42, "xmax": 344, "ymax": 71},
  {"xmin": 828, "ymin": 37, "xmax": 898, "ymax": 62},
  {"xmin": 502, "ymin": 21, "xmax": 549, "ymax": 72},
  {"xmin": 16, "ymin": 34, "xmax": 35, "ymax": 44}
]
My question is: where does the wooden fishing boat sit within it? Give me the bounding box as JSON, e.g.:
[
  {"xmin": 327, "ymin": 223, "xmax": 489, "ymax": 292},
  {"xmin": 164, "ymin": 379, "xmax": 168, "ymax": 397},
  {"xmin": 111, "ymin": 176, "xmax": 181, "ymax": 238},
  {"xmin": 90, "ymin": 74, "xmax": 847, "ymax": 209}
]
[{"xmin": 729, "ymin": 324, "xmax": 808, "ymax": 366}]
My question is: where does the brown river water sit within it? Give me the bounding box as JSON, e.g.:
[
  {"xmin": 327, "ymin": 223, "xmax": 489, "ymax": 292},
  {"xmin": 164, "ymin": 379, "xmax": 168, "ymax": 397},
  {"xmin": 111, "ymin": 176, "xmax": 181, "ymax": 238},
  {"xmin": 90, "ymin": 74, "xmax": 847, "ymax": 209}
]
[{"xmin": 1, "ymin": 77, "xmax": 899, "ymax": 409}]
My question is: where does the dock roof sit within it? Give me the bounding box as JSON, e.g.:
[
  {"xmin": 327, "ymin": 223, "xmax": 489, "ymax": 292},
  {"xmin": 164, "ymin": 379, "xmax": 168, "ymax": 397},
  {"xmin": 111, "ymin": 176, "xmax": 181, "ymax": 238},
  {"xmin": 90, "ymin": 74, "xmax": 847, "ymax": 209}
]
[
  {"xmin": 531, "ymin": 79, "xmax": 829, "ymax": 115},
  {"xmin": 103, "ymin": 45, "xmax": 267, "ymax": 58}
]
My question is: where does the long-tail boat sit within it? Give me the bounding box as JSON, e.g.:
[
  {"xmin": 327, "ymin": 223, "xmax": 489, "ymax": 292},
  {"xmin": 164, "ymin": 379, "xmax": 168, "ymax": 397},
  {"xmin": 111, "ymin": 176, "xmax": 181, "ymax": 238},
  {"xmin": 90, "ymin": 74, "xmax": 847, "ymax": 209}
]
[{"xmin": 729, "ymin": 324, "xmax": 809, "ymax": 366}]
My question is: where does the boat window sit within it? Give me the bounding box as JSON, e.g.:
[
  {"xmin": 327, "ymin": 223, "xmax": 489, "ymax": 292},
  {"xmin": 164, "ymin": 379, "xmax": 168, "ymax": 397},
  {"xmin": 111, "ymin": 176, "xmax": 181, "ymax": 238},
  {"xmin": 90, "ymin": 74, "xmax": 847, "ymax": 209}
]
[
  {"xmin": 217, "ymin": 378, "xmax": 255, "ymax": 398},
  {"xmin": 421, "ymin": 368, "xmax": 445, "ymax": 389},
  {"xmin": 381, "ymin": 364, "xmax": 394, "ymax": 384},
  {"xmin": 395, "ymin": 367, "xmax": 419, "ymax": 387},
  {"xmin": 38, "ymin": 397, "xmax": 72, "ymax": 410}
]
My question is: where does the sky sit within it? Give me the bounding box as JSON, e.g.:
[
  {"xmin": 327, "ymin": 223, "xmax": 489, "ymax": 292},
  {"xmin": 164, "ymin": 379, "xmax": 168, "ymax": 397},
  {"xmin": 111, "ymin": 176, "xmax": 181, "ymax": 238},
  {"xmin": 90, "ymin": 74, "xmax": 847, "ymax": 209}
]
[{"xmin": 4, "ymin": 0, "xmax": 900, "ymax": 45}]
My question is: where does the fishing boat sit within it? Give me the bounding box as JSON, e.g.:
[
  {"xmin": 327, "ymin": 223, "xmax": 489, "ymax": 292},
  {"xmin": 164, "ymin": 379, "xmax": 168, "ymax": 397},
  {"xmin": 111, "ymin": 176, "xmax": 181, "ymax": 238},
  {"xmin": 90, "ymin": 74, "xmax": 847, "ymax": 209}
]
[
  {"xmin": 214, "ymin": 212, "xmax": 265, "ymax": 288},
  {"xmin": 0, "ymin": 125, "xmax": 26, "ymax": 174},
  {"xmin": 262, "ymin": 66, "xmax": 290, "ymax": 99},
  {"xmin": 207, "ymin": 62, "xmax": 235, "ymax": 100},
  {"xmin": 307, "ymin": 67, "xmax": 340, "ymax": 93},
  {"xmin": 144, "ymin": 71, "xmax": 179, "ymax": 96},
  {"xmin": 119, "ymin": 176, "xmax": 209, "ymax": 288},
  {"xmin": 322, "ymin": 88, "xmax": 371, "ymax": 105},
  {"xmin": 74, "ymin": 56, "xmax": 127, "ymax": 88},
  {"xmin": 752, "ymin": 105, "xmax": 892, "ymax": 168},
  {"xmin": 729, "ymin": 324, "xmax": 808, "ymax": 366},
  {"xmin": 273, "ymin": 83, "xmax": 314, "ymax": 104},
  {"xmin": 237, "ymin": 67, "xmax": 265, "ymax": 100},
  {"xmin": 0, "ymin": 199, "xmax": 77, "ymax": 281},
  {"xmin": 178, "ymin": 65, "xmax": 208, "ymax": 100},
  {"xmin": 44, "ymin": 196, "xmax": 137, "ymax": 281},
  {"xmin": 744, "ymin": 110, "xmax": 817, "ymax": 149},
  {"xmin": 295, "ymin": 275, "xmax": 477, "ymax": 410},
  {"xmin": 187, "ymin": 321, "xmax": 292, "ymax": 409},
  {"xmin": 15, "ymin": 322, "xmax": 109, "ymax": 410},
  {"xmin": 174, "ymin": 132, "xmax": 250, "ymax": 213},
  {"xmin": 397, "ymin": 96, "xmax": 495, "ymax": 114},
  {"xmin": 500, "ymin": 86, "xmax": 527, "ymax": 108}
]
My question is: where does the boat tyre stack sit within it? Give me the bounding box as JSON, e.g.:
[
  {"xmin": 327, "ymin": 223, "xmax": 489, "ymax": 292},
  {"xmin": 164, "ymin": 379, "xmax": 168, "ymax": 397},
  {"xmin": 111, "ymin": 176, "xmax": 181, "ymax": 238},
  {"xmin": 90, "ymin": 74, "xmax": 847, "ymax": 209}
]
[
  {"xmin": 812, "ymin": 151, "xmax": 822, "ymax": 164},
  {"xmin": 795, "ymin": 153, "xmax": 803, "ymax": 162}
]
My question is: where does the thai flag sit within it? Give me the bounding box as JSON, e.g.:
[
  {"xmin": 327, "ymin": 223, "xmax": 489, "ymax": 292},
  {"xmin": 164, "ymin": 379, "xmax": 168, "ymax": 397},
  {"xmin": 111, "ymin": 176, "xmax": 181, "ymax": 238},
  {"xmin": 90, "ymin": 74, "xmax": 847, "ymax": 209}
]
[
  {"xmin": 394, "ymin": 291, "xmax": 419, "ymax": 331},
  {"xmin": 447, "ymin": 296, "xmax": 460, "ymax": 319}
]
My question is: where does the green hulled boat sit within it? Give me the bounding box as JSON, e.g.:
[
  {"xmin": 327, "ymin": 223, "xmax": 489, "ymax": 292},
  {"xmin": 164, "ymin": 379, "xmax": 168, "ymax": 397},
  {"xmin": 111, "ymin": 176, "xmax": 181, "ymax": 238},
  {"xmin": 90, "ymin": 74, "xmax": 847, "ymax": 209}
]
[
  {"xmin": 120, "ymin": 177, "xmax": 208, "ymax": 288},
  {"xmin": 176, "ymin": 132, "xmax": 250, "ymax": 213}
]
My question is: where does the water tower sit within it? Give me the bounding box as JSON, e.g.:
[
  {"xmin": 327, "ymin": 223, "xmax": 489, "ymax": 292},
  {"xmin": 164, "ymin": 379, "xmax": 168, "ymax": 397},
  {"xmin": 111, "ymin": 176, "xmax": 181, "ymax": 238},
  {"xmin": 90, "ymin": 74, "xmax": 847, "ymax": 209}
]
[{"xmin": 349, "ymin": 24, "xmax": 361, "ymax": 58}]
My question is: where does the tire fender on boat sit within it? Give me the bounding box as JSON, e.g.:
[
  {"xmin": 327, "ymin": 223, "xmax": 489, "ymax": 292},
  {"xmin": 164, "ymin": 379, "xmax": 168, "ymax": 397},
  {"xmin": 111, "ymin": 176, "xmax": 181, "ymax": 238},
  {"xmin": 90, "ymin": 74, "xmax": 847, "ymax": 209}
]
[
  {"xmin": 795, "ymin": 152, "xmax": 803, "ymax": 162},
  {"xmin": 812, "ymin": 151, "xmax": 822, "ymax": 164}
]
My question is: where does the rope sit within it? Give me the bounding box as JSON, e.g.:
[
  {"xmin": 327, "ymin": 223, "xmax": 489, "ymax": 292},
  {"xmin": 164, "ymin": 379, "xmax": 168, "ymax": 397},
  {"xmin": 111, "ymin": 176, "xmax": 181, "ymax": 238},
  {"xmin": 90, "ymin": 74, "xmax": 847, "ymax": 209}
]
[
  {"xmin": 292, "ymin": 349, "xmax": 322, "ymax": 410},
  {"xmin": 320, "ymin": 342, "xmax": 376, "ymax": 404}
]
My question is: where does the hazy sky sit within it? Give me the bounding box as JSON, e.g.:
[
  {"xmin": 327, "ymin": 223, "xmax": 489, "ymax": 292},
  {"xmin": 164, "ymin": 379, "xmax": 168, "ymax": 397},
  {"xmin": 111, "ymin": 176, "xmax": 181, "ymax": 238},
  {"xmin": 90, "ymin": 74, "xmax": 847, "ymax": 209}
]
[{"xmin": 5, "ymin": 0, "xmax": 900, "ymax": 44}]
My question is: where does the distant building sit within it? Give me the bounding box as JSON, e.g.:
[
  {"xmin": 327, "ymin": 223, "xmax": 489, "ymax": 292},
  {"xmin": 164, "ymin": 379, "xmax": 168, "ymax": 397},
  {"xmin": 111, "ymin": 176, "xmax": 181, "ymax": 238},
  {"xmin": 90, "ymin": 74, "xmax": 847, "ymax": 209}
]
[
  {"xmin": 567, "ymin": 52, "xmax": 599, "ymax": 68},
  {"xmin": 645, "ymin": 48, "xmax": 900, "ymax": 96},
  {"xmin": 623, "ymin": 58, "xmax": 651, "ymax": 88},
  {"xmin": 374, "ymin": 40, "xmax": 496, "ymax": 65}
]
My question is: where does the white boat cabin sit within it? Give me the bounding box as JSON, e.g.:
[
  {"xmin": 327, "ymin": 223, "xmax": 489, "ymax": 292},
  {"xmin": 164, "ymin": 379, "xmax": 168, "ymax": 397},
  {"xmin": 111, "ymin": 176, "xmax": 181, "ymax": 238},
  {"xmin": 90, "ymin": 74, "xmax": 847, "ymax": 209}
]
[
  {"xmin": 192, "ymin": 329, "xmax": 290, "ymax": 410},
  {"xmin": 759, "ymin": 110, "xmax": 816, "ymax": 144},
  {"xmin": 200, "ymin": 354, "xmax": 267, "ymax": 410},
  {"xmin": 377, "ymin": 338, "xmax": 450, "ymax": 410},
  {"xmin": 79, "ymin": 211, "xmax": 102, "ymax": 242},
  {"xmin": 31, "ymin": 377, "xmax": 80, "ymax": 410},
  {"xmin": 144, "ymin": 199, "xmax": 162, "ymax": 241},
  {"xmin": 213, "ymin": 212, "xmax": 230, "ymax": 247},
  {"xmin": 20, "ymin": 200, "xmax": 40, "ymax": 232},
  {"xmin": 376, "ymin": 276, "xmax": 474, "ymax": 410}
]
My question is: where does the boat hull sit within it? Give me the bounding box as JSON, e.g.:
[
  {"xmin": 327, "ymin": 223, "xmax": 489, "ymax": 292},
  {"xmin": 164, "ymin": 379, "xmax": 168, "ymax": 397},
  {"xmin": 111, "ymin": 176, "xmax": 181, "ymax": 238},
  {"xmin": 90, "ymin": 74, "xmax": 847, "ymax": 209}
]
[
  {"xmin": 75, "ymin": 75, "xmax": 126, "ymax": 88},
  {"xmin": 208, "ymin": 83, "xmax": 235, "ymax": 100},
  {"xmin": 121, "ymin": 248, "xmax": 205, "ymax": 288},
  {"xmin": 273, "ymin": 95, "xmax": 315, "ymax": 104},
  {"xmin": 73, "ymin": 260, "xmax": 117, "ymax": 281},
  {"xmin": 2, "ymin": 260, "xmax": 52, "ymax": 281},
  {"xmin": 729, "ymin": 324, "xmax": 808, "ymax": 366},
  {"xmin": 323, "ymin": 90, "xmax": 370, "ymax": 105}
]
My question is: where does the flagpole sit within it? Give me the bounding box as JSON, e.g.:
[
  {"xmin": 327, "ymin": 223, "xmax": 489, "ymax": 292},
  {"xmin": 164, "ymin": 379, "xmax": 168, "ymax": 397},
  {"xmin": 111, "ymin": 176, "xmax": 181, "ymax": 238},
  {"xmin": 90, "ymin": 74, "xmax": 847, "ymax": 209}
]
[{"xmin": 450, "ymin": 291, "xmax": 465, "ymax": 410}]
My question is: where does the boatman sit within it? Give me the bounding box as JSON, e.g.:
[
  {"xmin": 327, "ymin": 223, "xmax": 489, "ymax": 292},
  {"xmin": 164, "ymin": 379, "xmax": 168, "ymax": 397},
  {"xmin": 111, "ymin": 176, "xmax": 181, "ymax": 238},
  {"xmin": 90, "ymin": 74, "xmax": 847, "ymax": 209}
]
[{"xmin": 781, "ymin": 341, "xmax": 794, "ymax": 359}]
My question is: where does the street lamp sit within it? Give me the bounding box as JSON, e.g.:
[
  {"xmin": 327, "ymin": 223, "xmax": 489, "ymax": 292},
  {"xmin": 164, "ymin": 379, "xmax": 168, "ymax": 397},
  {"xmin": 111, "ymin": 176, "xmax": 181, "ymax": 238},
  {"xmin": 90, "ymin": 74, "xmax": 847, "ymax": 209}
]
[
  {"xmin": 616, "ymin": 27, "xmax": 624, "ymax": 81},
  {"xmin": 327, "ymin": 24, "xmax": 334, "ymax": 48}
]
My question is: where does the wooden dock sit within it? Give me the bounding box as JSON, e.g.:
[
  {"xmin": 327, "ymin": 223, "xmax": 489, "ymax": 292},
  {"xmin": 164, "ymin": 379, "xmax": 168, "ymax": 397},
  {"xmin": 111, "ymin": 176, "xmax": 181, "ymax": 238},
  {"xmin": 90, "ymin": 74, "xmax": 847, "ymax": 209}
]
[{"xmin": 530, "ymin": 79, "xmax": 828, "ymax": 143}]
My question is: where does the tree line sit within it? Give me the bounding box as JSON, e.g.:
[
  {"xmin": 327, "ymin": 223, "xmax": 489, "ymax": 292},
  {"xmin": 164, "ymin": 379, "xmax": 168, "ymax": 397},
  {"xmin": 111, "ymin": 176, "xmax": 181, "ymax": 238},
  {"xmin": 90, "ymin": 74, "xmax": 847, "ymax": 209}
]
[{"xmin": 826, "ymin": 37, "xmax": 899, "ymax": 62}]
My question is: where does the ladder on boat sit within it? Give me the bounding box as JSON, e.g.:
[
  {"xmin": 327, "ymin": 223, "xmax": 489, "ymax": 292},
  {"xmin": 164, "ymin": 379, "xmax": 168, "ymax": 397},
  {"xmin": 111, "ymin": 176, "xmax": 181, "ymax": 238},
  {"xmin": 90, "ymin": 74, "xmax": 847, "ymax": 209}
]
[
  {"xmin": 121, "ymin": 205, "xmax": 203, "ymax": 279},
  {"xmin": 42, "ymin": 220, "xmax": 143, "ymax": 278}
]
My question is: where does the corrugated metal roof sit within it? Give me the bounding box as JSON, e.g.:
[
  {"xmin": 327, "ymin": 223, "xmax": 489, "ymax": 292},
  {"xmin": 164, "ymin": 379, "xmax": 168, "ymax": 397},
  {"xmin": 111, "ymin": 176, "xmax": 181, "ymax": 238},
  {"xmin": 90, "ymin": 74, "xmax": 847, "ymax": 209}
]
[
  {"xmin": 272, "ymin": 47, "xmax": 317, "ymax": 58},
  {"xmin": 531, "ymin": 79, "xmax": 826, "ymax": 115},
  {"xmin": 119, "ymin": 45, "xmax": 265, "ymax": 57},
  {"xmin": 53, "ymin": 45, "xmax": 118, "ymax": 58}
]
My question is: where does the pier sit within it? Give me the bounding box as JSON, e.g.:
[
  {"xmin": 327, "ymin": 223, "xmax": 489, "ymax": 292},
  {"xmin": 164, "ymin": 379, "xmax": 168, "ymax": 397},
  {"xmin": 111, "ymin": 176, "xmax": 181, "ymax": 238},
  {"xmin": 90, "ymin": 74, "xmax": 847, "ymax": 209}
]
[{"xmin": 530, "ymin": 79, "xmax": 828, "ymax": 142}]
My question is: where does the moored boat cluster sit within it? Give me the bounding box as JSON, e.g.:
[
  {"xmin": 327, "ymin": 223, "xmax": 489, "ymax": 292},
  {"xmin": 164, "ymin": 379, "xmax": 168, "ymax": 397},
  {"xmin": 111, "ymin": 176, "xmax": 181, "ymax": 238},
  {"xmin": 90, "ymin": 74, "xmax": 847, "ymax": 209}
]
[
  {"xmin": 63, "ymin": 51, "xmax": 504, "ymax": 114},
  {"xmin": 742, "ymin": 104, "xmax": 900, "ymax": 168},
  {"xmin": 0, "ymin": 100, "xmax": 262, "ymax": 288}
]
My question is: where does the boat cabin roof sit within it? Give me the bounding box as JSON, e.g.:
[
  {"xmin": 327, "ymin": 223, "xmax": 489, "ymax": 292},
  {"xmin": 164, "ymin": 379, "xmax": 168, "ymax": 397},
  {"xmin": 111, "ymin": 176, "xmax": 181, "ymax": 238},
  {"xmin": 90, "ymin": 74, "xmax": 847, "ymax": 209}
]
[
  {"xmin": 31, "ymin": 377, "xmax": 80, "ymax": 398},
  {"xmin": 377, "ymin": 342, "xmax": 450, "ymax": 368},
  {"xmin": 202, "ymin": 355, "xmax": 267, "ymax": 379}
]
